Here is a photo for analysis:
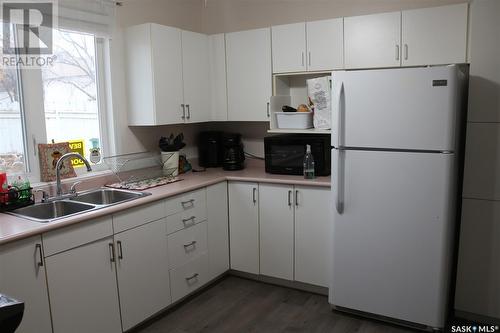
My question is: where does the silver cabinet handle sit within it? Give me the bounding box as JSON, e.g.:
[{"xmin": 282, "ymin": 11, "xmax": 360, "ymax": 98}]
[
  {"xmin": 117, "ymin": 241, "xmax": 123, "ymax": 260},
  {"xmin": 183, "ymin": 241, "xmax": 197, "ymax": 249},
  {"xmin": 308, "ymin": 51, "xmax": 311, "ymax": 67},
  {"xmin": 186, "ymin": 104, "xmax": 191, "ymax": 119},
  {"xmin": 108, "ymin": 243, "xmax": 116, "ymax": 263},
  {"xmin": 301, "ymin": 52, "xmax": 305, "ymax": 66},
  {"xmin": 395, "ymin": 44, "xmax": 400, "ymax": 61},
  {"xmin": 181, "ymin": 199, "xmax": 195, "ymax": 208},
  {"xmin": 181, "ymin": 104, "xmax": 186, "ymax": 119},
  {"xmin": 267, "ymin": 102, "xmax": 270, "ymax": 118},
  {"xmin": 182, "ymin": 216, "xmax": 196, "ymax": 225},
  {"xmin": 295, "ymin": 190, "xmax": 299, "ymax": 206},
  {"xmin": 252, "ymin": 188, "xmax": 257, "ymax": 204},
  {"xmin": 35, "ymin": 244, "xmax": 43, "ymax": 267},
  {"xmin": 404, "ymin": 44, "xmax": 408, "ymax": 60},
  {"xmin": 288, "ymin": 190, "xmax": 292, "ymax": 207},
  {"xmin": 185, "ymin": 273, "xmax": 199, "ymax": 281}
]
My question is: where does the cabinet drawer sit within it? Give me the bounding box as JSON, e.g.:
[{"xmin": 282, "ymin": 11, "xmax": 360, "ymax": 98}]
[
  {"xmin": 43, "ymin": 216, "xmax": 113, "ymax": 257},
  {"xmin": 167, "ymin": 221, "xmax": 207, "ymax": 269},
  {"xmin": 169, "ymin": 253, "xmax": 208, "ymax": 303},
  {"xmin": 165, "ymin": 188, "xmax": 206, "ymax": 217},
  {"xmin": 113, "ymin": 200, "xmax": 165, "ymax": 233},
  {"xmin": 166, "ymin": 199, "xmax": 207, "ymax": 235}
]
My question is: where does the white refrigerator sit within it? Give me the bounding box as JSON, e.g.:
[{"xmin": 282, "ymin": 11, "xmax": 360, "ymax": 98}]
[{"xmin": 329, "ymin": 65, "xmax": 467, "ymax": 329}]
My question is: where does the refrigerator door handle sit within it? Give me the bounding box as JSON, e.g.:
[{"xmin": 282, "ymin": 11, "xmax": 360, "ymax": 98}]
[
  {"xmin": 332, "ymin": 81, "xmax": 345, "ymax": 148},
  {"xmin": 333, "ymin": 148, "xmax": 345, "ymax": 214}
]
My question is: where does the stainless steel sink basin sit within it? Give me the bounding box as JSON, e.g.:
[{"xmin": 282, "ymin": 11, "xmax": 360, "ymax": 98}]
[
  {"xmin": 8, "ymin": 201, "xmax": 97, "ymax": 223},
  {"xmin": 70, "ymin": 188, "xmax": 149, "ymax": 206}
]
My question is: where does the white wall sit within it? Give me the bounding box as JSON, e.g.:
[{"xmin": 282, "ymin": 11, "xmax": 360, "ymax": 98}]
[
  {"xmin": 455, "ymin": 0, "xmax": 500, "ymax": 321},
  {"xmin": 201, "ymin": 0, "xmax": 468, "ymax": 34}
]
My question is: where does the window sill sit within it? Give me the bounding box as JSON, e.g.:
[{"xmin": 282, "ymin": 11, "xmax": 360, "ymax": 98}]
[{"xmin": 31, "ymin": 169, "xmax": 114, "ymax": 189}]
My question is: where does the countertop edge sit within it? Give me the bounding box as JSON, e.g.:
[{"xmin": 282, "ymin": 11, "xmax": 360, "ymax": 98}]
[{"xmin": 0, "ymin": 173, "xmax": 330, "ymax": 246}]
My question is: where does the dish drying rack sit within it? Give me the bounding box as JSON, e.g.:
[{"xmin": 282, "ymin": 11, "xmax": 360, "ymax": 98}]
[{"xmin": 103, "ymin": 152, "xmax": 181, "ymax": 190}]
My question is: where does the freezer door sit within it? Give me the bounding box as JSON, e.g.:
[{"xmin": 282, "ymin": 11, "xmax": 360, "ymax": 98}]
[
  {"xmin": 331, "ymin": 66, "xmax": 460, "ymax": 151},
  {"xmin": 330, "ymin": 149, "xmax": 456, "ymax": 328}
]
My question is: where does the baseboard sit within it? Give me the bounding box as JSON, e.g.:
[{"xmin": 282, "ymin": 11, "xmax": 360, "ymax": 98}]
[
  {"xmin": 454, "ymin": 310, "xmax": 500, "ymax": 326},
  {"xmin": 228, "ymin": 270, "xmax": 328, "ymax": 296}
]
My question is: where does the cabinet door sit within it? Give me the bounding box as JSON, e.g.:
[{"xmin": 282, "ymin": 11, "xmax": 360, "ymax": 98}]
[
  {"xmin": 151, "ymin": 24, "xmax": 185, "ymax": 125},
  {"xmin": 344, "ymin": 11, "xmax": 401, "ymax": 69},
  {"xmin": 306, "ymin": 18, "xmax": 344, "ymax": 71},
  {"xmin": 182, "ymin": 30, "xmax": 211, "ymax": 123},
  {"xmin": 272, "ymin": 22, "xmax": 306, "ymax": 73},
  {"xmin": 115, "ymin": 219, "xmax": 171, "ymax": 331},
  {"xmin": 226, "ymin": 28, "xmax": 272, "ymax": 121},
  {"xmin": 209, "ymin": 34, "xmax": 228, "ymax": 121},
  {"xmin": 46, "ymin": 237, "xmax": 122, "ymax": 333},
  {"xmin": 228, "ymin": 181, "xmax": 259, "ymax": 274},
  {"xmin": 0, "ymin": 236, "xmax": 52, "ymax": 333},
  {"xmin": 207, "ymin": 182, "xmax": 230, "ymax": 279},
  {"xmin": 402, "ymin": 4, "xmax": 468, "ymax": 66},
  {"xmin": 259, "ymin": 184, "xmax": 294, "ymax": 280},
  {"xmin": 294, "ymin": 186, "xmax": 331, "ymax": 287}
]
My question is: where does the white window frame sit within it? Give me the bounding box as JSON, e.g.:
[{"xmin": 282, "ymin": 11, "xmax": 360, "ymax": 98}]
[{"xmin": 15, "ymin": 27, "xmax": 112, "ymax": 183}]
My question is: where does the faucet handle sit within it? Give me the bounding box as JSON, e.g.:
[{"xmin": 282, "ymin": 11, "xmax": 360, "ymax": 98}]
[
  {"xmin": 70, "ymin": 181, "xmax": 83, "ymax": 194},
  {"xmin": 34, "ymin": 189, "xmax": 49, "ymax": 203}
]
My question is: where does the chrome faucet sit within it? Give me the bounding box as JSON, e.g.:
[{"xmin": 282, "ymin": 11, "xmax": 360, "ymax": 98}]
[{"xmin": 55, "ymin": 153, "xmax": 92, "ymax": 198}]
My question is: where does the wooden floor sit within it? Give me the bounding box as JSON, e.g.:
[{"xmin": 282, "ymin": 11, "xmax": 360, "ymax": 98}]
[{"xmin": 135, "ymin": 276, "xmax": 416, "ymax": 333}]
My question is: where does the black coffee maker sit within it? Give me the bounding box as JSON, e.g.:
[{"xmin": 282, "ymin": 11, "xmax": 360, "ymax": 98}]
[
  {"xmin": 222, "ymin": 133, "xmax": 245, "ymax": 171},
  {"xmin": 198, "ymin": 131, "xmax": 223, "ymax": 168}
]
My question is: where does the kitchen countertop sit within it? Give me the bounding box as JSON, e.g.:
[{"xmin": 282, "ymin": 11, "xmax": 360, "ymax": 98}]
[{"xmin": 0, "ymin": 159, "xmax": 330, "ymax": 246}]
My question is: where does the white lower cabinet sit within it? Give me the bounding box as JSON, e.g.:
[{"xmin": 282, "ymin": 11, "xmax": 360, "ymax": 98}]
[
  {"xmin": 170, "ymin": 253, "xmax": 209, "ymax": 303},
  {"xmin": 0, "ymin": 236, "xmax": 52, "ymax": 333},
  {"xmin": 294, "ymin": 186, "xmax": 331, "ymax": 287},
  {"xmin": 228, "ymin": 181, "xmax": 260, "ymax": 274},
  {"xmin": 45, "ymin": 237, "xmax": 122, "ymax": 333},
  {"xmin": 114, "ymin": 218, "xmax": 171, "ymax": 331},
  {"xmin": 207, "ymin": 182, "xmax": 230, "ymax": 279},
  {"xmin": 259, "ymin": 184, "xmax": 294, "ymax": 280}
]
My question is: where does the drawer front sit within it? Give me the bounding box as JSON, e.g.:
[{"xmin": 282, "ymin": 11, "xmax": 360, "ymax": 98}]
[
  {"xmin": 166, "ymin": 199, "xmax": 207, "ymax": 235},
  {"xmin": 43, "ymin": 216, "xmax": 113, "ymax": 257},
  {"xmin": 167, "ymin": 221, "xmax": 208, "ymax": 269},
  {"xmin": 113, "ymin": 200, "xmax": 165, "ymax": 233},
  {"xmin": 169, "ymin": 253, "xmax": 209, "ymax": 303},
  {"xmin": 165, "ymin": 188, "xmax": 206, "ymax": 217}
]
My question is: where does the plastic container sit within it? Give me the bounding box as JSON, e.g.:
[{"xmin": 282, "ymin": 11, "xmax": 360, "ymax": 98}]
[{"xmin": 275, "ymin": 112, "xmax": 313, "ymax": 129}]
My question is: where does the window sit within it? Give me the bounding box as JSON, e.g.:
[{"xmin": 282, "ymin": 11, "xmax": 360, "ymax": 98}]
[
  {"xmin": 41, "ymin": 29, "xmax": 103, "ymax": 163},
  {"xmin": 0, "ymin": 26, "xmax": 109, "ymax": 181},
  {"xmin": 0, "ymin": 24, "xmax": 28, "ymax": 174}
]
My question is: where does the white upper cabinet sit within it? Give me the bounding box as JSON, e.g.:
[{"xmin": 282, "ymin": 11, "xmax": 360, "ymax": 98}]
[
  {"xmin": 126, "ymin": 24, "xmax": 212, "ymax": 125},
  {"xmin": 344, "ymin": 11, "xmax": 401, "ymax": 69},
  {"xmin": 272, "ymin": 22, "xmax": 307, "ymax": 73},
  {"xmin": 126, "ymin": 24, "xmax": 184, "ymax": 125},
  {"xmin": 402, "ymin": 3, "xmax": 468, "ymax": 66},
  {"xmin": 182, "ymin": 30, "xmax": 211, "ymax": 123},
  {"xmin": 209, "ymin": 34, "xmax": 228, "ymax": 121},
  {"xmin": 271, "ymin": 19, "xmax": 344, "ymax": 73},
  {"xmin": 226, "ymin": 28, "xmax": 272, "ymax": 121},
  {"xmin": 306, "ymin": 18, "xmax": 344, "ymax": 71}
]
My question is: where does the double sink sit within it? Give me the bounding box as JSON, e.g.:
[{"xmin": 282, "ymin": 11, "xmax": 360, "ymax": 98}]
[{"xmin": 8, "ymin": 188, "xmax": 150, "ymax": 223}]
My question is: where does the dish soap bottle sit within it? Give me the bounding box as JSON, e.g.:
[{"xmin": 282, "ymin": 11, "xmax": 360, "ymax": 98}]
[{"xmin": 303, "ymin": 145, "xmax": 315, "ymax": 179}]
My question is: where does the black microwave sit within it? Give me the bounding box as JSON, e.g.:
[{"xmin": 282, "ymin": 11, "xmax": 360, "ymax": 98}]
[{"xmin": 264, "ymin": 134, "xmax": 331, "ymax": 176}]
